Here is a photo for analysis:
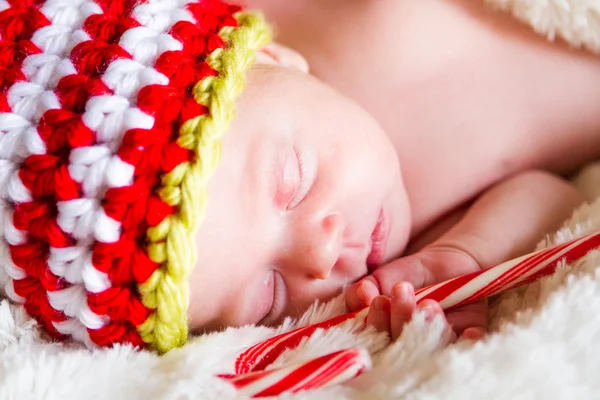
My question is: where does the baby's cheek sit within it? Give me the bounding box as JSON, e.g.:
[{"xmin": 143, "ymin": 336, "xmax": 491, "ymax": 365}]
[
  {"xmin": 186, "ymin": 279, "xmax": 202, "ymax": 331},
  {"xmin": 186, "ymin": 271, "xmax": 219, "ymax": 332}
]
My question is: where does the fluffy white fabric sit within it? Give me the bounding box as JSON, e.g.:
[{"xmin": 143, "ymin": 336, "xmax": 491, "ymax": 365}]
[{"xmin": 1, "ymin": 1, "xmax": 599, "ymax": 399}]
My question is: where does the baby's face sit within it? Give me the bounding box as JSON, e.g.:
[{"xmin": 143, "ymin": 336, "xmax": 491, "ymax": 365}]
[{"xmin": 188, "ymin": 58, "xmax": 411, "ymax": 332}]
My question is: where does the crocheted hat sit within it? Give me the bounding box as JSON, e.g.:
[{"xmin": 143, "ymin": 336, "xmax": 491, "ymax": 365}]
[{"xmin": 0, "ymin": 0, "xmax": 270, "ymax": 353}]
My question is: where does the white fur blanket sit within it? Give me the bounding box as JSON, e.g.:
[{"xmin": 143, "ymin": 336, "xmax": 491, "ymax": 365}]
[{"xmin": 1, "ymin": 2, "xmax": 600, "ymax": 399}]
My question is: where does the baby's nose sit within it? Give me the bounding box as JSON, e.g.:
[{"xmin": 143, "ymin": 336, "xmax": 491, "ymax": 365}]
[{"xmin": 280, "ymin": 213, "xmax": 344, "ymax": 279}]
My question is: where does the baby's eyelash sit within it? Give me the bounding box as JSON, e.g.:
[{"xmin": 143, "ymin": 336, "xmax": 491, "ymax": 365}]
[
  {"xmin": 261, "ymin": 271, "xmax": 284, "ymax": 326},
  {"xmin": 270, "ymin": 277, "xmax": 284, "ymax": 323},
  {"xmin": 287, "ymin": 148, "xmax": 308, "ymax": 209}
]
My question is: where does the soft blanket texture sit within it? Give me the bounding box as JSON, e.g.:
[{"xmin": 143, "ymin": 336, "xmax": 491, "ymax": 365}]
[{"xmin": 1, "ymin": 1, "xmax": 600, "ymax": 399}]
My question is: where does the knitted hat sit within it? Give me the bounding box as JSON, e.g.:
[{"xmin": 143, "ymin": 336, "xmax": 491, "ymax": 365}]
[{"xmin": 0, "ymin": 0, "xmax": 270, "ymax": 353}]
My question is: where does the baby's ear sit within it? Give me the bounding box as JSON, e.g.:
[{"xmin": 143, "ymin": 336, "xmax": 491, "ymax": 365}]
[{"xmin": 256, "ymin": 42, "xmax": 310, "ymax": 73}]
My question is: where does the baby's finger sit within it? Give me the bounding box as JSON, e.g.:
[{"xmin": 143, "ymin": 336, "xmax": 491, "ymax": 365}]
[
  {"xmin": 418, "ymin": 299, "xmax": 444, "ymax": 322},
  {"xmin": 461, "ymin": 326, "xmax": 487, "ymax": 341},
  {"xmin": 390, "ymin": 282, "xmax": 416, "ymax": 341},
  {"xmin": 418, "ymin": 299, "xmax": 457, "ymax": 342},
  {"xmin": 366, "ymin": 295, "xmax": 391, "ymax": 334},
  {"xmin": 345, "ymin": 278, "xmax": 380, "ymax": 311},
  {"xmin": 444, "ymin": 299, "xmax": 488, "ymax": 335},
  {"xmin": 370, "ymin": 256, "xmax": 431, "ymax": 297}
]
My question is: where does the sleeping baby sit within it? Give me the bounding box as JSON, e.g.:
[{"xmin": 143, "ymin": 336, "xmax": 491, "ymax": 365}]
[{"xmin": 0, "ymin": 0, "xmax": 598, "ymax": 352}]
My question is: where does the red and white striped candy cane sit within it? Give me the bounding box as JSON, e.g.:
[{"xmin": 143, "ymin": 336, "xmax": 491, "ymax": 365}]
[
  {"xmin": 235, "ymin": 311, "xmax": 363, "ymax": 374},
  {"xmin": 226, "ymin": 232, "xmax": 600, "ymax": 397},
  {"xmin": 220, "ymin": 348, "xmax": 369, "ymax": 397},
  {"xmin": 413, "ymin": 231, "xmax": 600, "ymax": 309}
]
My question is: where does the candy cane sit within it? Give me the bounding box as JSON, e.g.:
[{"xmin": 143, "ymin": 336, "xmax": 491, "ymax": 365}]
[
  {"xmin": 413, "ymin": 232, "xmax": 600, "ymax": 308},
  {"xmin": 220, "ymin": 348, "xmax": 369, "ymax": 397},
  {"xmin": 226, "ymin": 232, "xmax": 600, "ymax": 397},
  {"xmin": 235, "ymin": 311, "xmax": 363, "ymax": 375}
]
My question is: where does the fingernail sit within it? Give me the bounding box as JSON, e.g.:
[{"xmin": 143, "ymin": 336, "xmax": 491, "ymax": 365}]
[
  {"xmin": 464, "ymin": 328, "xmax": 486, "ymax": 341},
  {"xmin": 421, "ymin": 303, "xmax": 437, "ymax": 319},
  {"xmin": 358, "ymin": 282, "xmax": 369, "ymax": 305},
  {"xmin": 359, "ymin": 280, "xmax": 379, "ymax": 302},
  {"xmin": 373, "ymin": 297, "xmax": 388, "ymax": 312},
  {"xmin": 392, "ymin": 282, "xmax": 413, "ymax": 300}
]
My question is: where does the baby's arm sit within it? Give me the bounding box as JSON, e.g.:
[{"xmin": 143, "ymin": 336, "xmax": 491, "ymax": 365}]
[{"xmin": 346, "ymin": 170, "xmax": 585, "ymax": 340}]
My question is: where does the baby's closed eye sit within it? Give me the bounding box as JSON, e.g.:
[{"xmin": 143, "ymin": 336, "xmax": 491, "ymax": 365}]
[{"xmin": 257, "ymin": 270, "xmax": 287, "ymax": 326}]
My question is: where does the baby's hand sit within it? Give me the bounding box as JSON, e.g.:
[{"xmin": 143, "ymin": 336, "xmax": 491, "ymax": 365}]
[
  {"xmin": 364, "ymin": 282, "xmax": 454, "ymax": 341},
  {"xmin": 355, "ymin": 272, "xmax": 487, "ymax": 342},
  {"xmin": 348, "ymin": 248, "xmax": 489, "ymax": 340},
  {"xmin": 348, "ymin": 171, "xmax": 585, "ymax": 342}
]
